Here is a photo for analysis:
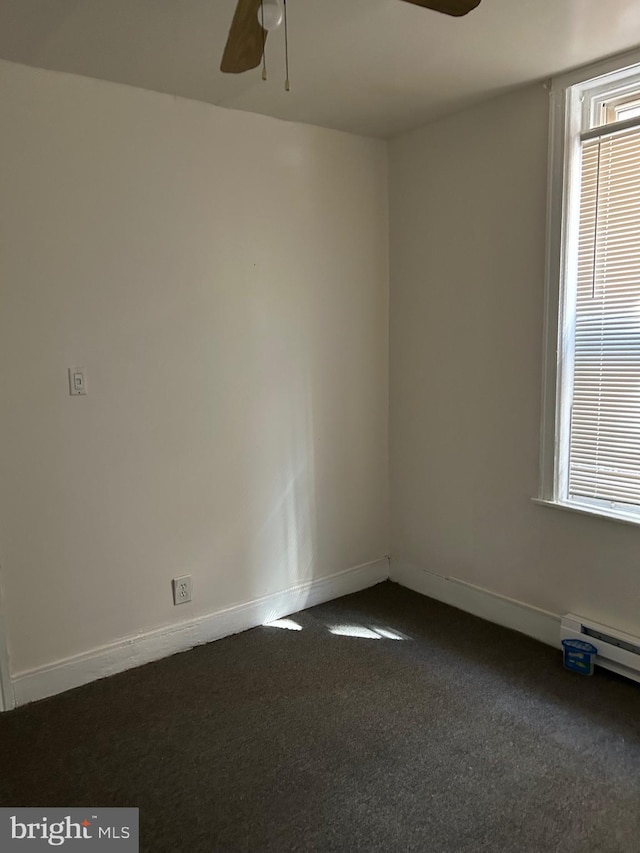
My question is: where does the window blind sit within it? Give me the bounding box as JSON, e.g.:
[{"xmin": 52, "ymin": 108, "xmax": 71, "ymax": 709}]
[{"xmin": 570, "ymin": 127, "xmax": 640, "ymax": 506}]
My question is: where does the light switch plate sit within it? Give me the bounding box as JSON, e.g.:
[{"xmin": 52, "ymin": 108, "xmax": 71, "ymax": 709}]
[{"xmin": 68, "ymin": 367, "xmax": 87, "ymax": 396}]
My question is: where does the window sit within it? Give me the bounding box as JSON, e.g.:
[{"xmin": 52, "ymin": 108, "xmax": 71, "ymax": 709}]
[{"xmin": 539, "ymin": 51, "xmax": 640, "ymax": 524}]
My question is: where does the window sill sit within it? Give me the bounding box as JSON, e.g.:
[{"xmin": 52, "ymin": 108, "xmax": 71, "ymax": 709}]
[{"xmin": 532, "ymin": 498, "xmax": 640, "ymax": 528}]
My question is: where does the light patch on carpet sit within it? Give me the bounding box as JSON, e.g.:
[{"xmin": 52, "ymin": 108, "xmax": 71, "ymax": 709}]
[
  {"xmin": 329, "ymin": 624, "xmax": 408, "ymax": 640},
  {"xmin": 264, "ymin": 618, "xmax": 303, "ymax": 631},
  {"xmin": 329, "ymin": 625, "xmax": 379, "ymax": 639},
  {"xmin": 373, "ymin": 627, "xmax": 406, "ymax": 641}
]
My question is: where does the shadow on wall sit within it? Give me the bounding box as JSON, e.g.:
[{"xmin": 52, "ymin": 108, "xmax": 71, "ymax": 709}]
[
  {"xmin": 219, "ymin": 275, "xmax": 321, "ymax": 611},
  {"xmin": 251, "ymin": 367, "xmax": 319, "ymax": 598}
]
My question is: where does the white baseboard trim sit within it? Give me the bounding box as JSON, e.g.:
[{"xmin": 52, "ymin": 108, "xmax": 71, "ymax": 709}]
[
  {"xmin": 0, "ymin": 644, "xmax": 12, "ymax": 712},
  {"xmin": 12, "ymin": 557, "xmax": 389, "ymax": 707},
  {"xmin": 390, "ymin": 559, "xmax": 561, "ymax": 648},
  {"xmin": 0, "ymin": 568, "xmax": 14, "ymax": 712},
  {"xmin": 10, "ymin": 556, "xmax": 561, "ymax": 708}
]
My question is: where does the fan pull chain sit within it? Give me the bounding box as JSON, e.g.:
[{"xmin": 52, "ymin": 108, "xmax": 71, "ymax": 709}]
[
  {"xmin": 260, "ymin": 1, "xmax": 267, "ymax": 81},
  {"xmin": 283, "ymin": 0, "xmax": 290, "ymax": 91}
]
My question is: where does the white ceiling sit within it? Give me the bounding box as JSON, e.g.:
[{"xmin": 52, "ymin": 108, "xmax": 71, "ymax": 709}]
[{"xmin": 1, "ymin": 0, "xmax": 640, "ymax": 137}]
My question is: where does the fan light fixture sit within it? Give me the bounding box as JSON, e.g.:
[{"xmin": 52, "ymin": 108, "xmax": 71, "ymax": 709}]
[{"xmin": 259, "ymin": 0, "xmax": 283, "ymax": 30}]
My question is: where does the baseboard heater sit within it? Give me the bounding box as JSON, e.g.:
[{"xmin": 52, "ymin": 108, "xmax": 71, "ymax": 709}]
[{"xmin": 561, "ymin": 614, "xmax": 640, "ymax": 684}]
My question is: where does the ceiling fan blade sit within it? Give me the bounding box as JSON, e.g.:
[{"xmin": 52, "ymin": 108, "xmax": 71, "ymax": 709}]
[
  {"xmin": 399, "ymin": 0, "xmax": 481, "ymax": 17},
  {"xmin": 221, "ymin": 0, "xmax": 266, "ymax": 74}
]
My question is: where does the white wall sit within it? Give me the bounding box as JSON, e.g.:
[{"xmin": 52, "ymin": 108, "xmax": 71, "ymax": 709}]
[
  {"xmin": 0, "ymin": 60, "xmax": 389, "ymax": 676},
  {"xmin": 389, "ymin": 83, "xmax": 640, "ymax": 637}
]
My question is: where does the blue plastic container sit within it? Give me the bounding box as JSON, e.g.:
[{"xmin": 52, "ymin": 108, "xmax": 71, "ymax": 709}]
[{"xmin": 562, "ymin": 638, "xmax": 598, "ymax": 675}]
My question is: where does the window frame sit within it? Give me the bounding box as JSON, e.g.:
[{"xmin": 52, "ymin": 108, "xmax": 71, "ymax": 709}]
[{"xmin": 537, "ymin": 47, "xmax": 640, "ymax": 527}]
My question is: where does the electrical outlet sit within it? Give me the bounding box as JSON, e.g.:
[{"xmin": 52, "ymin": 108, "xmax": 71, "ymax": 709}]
[{"xmin": 172, "ymin": 575, "xmax": 192, "ymax": 605}]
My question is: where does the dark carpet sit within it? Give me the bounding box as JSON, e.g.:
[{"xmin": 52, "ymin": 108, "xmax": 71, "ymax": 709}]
[{"xmin": 1, "ymin": 582, "xmax": 640, "ymax": 852}]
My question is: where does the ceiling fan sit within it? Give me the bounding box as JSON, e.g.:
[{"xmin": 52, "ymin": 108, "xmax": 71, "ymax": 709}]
[{"xmin": 220, "ymin": 0, "xmax": 482, "ymax": 75}]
